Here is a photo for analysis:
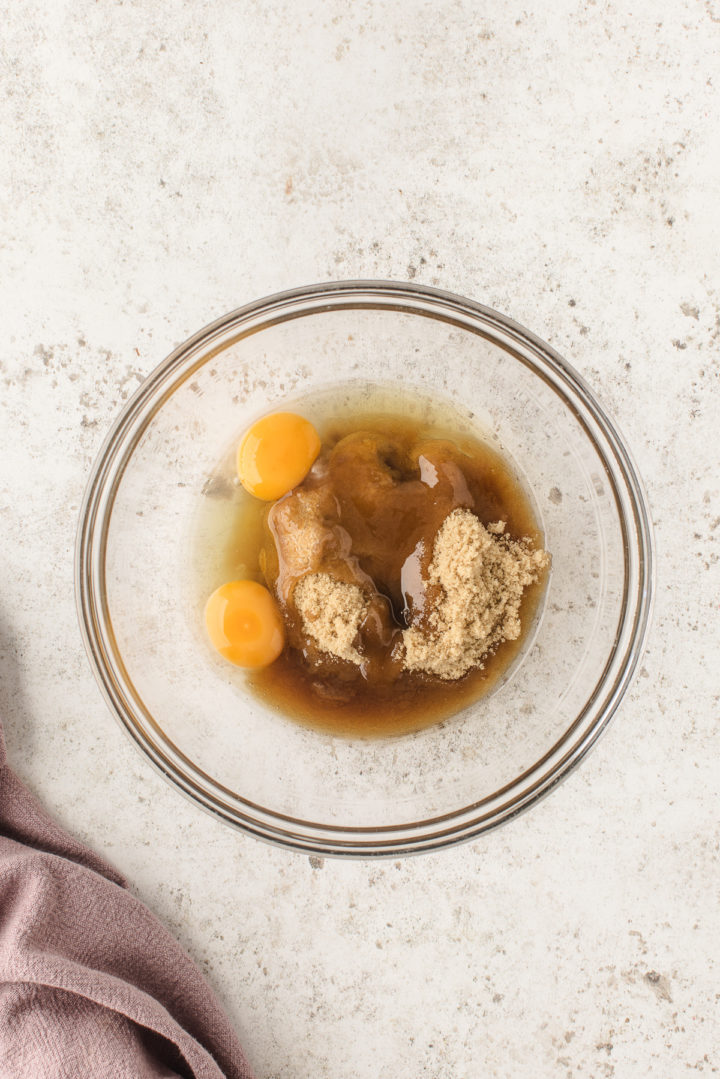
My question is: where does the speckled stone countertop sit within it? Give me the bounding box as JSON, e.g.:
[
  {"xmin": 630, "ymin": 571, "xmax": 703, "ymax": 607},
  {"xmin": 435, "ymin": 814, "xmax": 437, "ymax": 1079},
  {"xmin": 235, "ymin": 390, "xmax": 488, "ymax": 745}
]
[{"xmin": 1, "ymin": 2, "xmax": 718, "ymax": 1076}]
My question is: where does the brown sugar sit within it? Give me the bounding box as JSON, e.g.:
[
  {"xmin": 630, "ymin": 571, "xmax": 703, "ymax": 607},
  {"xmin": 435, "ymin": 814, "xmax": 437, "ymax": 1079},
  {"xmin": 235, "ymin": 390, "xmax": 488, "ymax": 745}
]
[
  {"xmin": 292, "ymin": 508, "xmax": 549, "ymax": 681},
  {"xmin": 262, "ymin": 423, "xmax": 551, "ymax": 687},
  {"xmin": 294, "ymin": 573, "xmax": 368, "ymax": 667},
  {"xmin": 263, "ymin": 488, "xmax": 333, "ymax": 601},
  {"xmin": 402, "ymin": 508, "xmax": 550, "ymax": 680}
]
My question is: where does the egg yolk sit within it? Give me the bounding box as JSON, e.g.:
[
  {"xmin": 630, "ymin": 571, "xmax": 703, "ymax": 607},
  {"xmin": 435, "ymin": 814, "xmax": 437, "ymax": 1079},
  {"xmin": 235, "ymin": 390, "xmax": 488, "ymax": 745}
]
[
  {"xmin": 205, "ymin": 580, "xmax": 285, "ymax": 668},
  {"xmin": 237, "ymin": 412, "xmax": 321, "ymax": 500}
]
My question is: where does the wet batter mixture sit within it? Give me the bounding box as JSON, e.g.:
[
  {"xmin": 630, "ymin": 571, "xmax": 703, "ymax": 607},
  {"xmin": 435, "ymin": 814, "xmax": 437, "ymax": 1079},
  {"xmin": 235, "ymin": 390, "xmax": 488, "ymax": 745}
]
[{"xmin": 239, "ymin": 412, "xmax": 550, "ymax": 736}]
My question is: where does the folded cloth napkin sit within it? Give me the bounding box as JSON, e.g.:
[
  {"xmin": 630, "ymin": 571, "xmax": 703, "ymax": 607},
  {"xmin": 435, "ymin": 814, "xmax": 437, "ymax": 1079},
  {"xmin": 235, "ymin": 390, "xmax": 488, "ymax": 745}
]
[{"xmin": 0, "ymin": 722, "xmax": 254, "ymax": 1079}]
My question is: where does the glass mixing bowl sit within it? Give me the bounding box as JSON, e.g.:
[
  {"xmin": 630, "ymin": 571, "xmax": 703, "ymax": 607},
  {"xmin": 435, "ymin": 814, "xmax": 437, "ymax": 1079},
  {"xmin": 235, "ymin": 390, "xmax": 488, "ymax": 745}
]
[{"xmin": 76, "ymin": 281, "xmax": 654, "ymax": 856}]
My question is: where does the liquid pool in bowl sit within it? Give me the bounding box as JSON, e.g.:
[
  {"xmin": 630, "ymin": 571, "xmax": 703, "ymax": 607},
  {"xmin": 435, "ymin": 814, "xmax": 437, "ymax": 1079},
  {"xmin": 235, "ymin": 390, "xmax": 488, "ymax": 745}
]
[
  {"xmin": 76, "ymin": 281, "xmax": 654, "ymax": 856},
  {"xmin": 191, "ymin": 382, "xmax": 551, "ymax": 738}
]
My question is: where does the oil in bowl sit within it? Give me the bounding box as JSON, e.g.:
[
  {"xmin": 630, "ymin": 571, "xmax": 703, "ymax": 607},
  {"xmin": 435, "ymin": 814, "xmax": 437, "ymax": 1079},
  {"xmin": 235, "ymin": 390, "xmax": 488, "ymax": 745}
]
[{"xmin": 190, "ymin": 382, "xmax": 551, "ymax": 737}]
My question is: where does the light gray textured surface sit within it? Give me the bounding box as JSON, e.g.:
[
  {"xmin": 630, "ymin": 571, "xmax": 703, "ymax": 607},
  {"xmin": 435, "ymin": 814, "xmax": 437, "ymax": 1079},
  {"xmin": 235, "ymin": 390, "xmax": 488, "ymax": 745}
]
[{"xmin": 1, "ymin": 2, "xmax": 718, "ymax": 1076}]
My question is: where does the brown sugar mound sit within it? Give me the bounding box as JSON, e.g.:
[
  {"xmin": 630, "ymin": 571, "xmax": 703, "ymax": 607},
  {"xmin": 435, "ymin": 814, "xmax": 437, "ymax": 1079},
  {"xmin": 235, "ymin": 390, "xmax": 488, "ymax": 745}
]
[
  {"xmin": 265, "ymin": 489, "xmax": 337, "ymax": 602},
  {"xmin": 262, "ymin": 429, "xmax": 550, "ymax": 686},
  {"xmin": 402, "ymin": 508, "xmax": 550, "ymax": 680},
  {"xmin": 292, "ymin": 509, "xmax": 549, "ymax": 681},
  {"xmin": 294, "ymin": 573, "xmax": 369, "ymax": 667}
]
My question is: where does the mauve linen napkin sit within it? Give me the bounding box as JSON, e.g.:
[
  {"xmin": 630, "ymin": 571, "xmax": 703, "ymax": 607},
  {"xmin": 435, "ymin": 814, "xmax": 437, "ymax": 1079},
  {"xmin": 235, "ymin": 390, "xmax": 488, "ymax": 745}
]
[{"xmin": 0, "ymin": 721, "xmax": 254, "ymax": 1079}]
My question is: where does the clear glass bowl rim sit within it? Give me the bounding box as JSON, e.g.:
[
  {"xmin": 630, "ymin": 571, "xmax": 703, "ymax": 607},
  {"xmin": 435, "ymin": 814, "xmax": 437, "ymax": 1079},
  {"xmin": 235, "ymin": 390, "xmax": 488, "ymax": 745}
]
[{"xmin": 75, "ymin": 280, "xmax": 655, "ymax": 857}]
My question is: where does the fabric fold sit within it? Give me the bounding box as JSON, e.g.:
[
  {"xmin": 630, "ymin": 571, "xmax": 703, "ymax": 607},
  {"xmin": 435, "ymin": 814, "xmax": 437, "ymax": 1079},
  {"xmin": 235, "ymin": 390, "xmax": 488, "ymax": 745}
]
[{"xmin": 0, "ymin": 723, "xmax": 254, "ymax": 1079}]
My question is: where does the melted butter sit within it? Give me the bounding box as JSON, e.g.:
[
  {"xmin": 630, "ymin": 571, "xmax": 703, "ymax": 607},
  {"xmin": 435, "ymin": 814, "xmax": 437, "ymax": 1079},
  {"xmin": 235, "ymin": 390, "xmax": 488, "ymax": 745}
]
[
  {"xmin": 192, "ymin": 390, "xmax": 548, "ymax": 738},
  {"xmin": 252, "ymin": 412, "xmax": 546, "ymax": 736}
]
